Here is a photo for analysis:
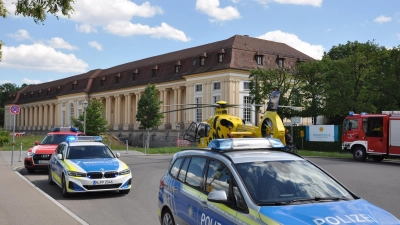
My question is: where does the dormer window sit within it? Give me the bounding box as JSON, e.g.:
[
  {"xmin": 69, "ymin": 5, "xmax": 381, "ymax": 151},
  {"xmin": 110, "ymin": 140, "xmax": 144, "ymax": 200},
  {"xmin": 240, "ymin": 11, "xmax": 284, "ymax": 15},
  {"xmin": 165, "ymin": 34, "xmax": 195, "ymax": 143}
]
[
  {"xmin": 47, "ymin": 88, "xmax": 50, "ymax": 96},
  {"xmin": 277, "ymin": 56, "xmax": 285, "ymax": 68},
  {"xmin": 30, "ymin": 92, "xmax": 34, "ymax": 98},
  {"xmin": 199, "ymin": 52, "xmax": 207, "ymax": 67},
  {"xmin": 56, "ymin": 86, "xmax": 61, "ymax": 94},
  {"xmin": 116, "ymin": 73, "xmax": 121, "ymax": 84},
  {"xmin": 72, "ymin": 81, "xmax": 77, "ymax": 90},
  {"xmin": 152, "ymin": 65, "xmax": 158, "ymax": 78},
  {"xmin": 175, "ymin": 61, "xmax": 181, "ymax": 74},
  {"xmin": 132, "ymin": 69, "xmax": 138, "ymax": 81},
  {"xmin": 38, "ymin": 90, "xmax": 42, "ymax": 97},
  {"xmin": 100, "ymin": 77, "xmax": 106, "ymax": 86},
  {"xmin": 218, "ymin": 49, "xmax": 225, "ymax": 63},
  {"xmin": 255, "ymin": 51, "xmax": 263, "ymax": 65},
  {"xmin": 23, "ymin": 93, "xmax": 26, "ymax": 99}
]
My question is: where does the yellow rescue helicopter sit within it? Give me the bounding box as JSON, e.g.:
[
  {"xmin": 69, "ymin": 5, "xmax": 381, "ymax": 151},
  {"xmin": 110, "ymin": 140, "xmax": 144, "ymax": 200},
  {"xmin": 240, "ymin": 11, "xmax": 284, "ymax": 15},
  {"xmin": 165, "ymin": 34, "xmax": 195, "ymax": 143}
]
[{"xmin": 163, "ymin": 90, "xmax": 287, "ymax": 147}]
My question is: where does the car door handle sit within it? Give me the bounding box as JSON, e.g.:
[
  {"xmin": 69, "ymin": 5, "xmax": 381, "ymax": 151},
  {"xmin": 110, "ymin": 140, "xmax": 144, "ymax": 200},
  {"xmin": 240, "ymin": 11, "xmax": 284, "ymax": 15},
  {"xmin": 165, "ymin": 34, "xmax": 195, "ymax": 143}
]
[
  {"xmin": 200, "ymin": 201, "xmax": 208, "ymax": 209},
  {"xmin": 172, "ymin": 186, "xmax": 178, "ymax": 192}
]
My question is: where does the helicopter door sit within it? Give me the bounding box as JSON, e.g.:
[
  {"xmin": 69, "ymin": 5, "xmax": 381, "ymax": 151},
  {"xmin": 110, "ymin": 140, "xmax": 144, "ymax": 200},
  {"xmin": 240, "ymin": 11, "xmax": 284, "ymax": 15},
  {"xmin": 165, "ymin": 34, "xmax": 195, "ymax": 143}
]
[{"xmin": 183, "ymin": 122, "xmax": 198, "ymax": 142}]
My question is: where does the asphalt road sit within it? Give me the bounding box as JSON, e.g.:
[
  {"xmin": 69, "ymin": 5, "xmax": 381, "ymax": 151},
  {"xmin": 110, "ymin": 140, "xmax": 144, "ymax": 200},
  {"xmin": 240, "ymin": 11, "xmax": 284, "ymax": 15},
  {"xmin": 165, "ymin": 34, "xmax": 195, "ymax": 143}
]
[{"xmin": 19, "ymin": 156, "xmax": 400, "ymax": 225}]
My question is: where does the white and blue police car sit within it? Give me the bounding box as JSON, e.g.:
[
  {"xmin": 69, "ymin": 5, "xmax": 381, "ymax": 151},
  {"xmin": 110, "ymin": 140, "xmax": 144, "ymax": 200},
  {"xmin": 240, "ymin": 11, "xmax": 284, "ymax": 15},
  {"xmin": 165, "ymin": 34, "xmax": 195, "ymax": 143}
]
[
  {"xmin": 158, "ymin": 138, "xmax": 400, "ymax": 225},
  {"xmin": 48, "ymin": 136, "xmax": 131, "ymax": 198}
]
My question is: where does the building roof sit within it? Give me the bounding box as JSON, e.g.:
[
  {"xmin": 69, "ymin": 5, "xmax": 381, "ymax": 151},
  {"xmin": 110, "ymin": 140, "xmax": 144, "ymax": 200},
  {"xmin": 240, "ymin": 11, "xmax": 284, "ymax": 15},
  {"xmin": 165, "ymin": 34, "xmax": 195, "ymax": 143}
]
[{"xmin": 8, "ymin": 35, "xmax": 315, "ymax": 104}]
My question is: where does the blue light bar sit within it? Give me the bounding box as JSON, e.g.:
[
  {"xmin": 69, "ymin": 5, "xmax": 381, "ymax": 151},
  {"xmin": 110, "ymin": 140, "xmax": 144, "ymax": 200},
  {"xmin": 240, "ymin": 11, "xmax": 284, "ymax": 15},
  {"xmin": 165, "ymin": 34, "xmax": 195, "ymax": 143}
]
[
  {"xmin": 349, "ymin": 111, "xmax": 354, "ymax": 116},
  {"xmin": 66, "ymin": 136, "xmax": 77, "ymax": 142},
  {"xmin": 208, "ymin": 138, "xmax": 284, "ymax": 151},
  {"xmin": 75, "ymin": 136, "xmax": 103, "ymax": 142},
  {"xmin": 361, "ymin": 112, "xmax": 367, "ymax": 115}
]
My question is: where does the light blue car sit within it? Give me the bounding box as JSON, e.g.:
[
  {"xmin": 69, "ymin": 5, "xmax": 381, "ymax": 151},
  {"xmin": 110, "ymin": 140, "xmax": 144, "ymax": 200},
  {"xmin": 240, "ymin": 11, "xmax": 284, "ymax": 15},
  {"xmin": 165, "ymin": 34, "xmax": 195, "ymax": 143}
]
[{"xmin": 158, "ymin": 138, "xmax": 400, "ymax": 225}]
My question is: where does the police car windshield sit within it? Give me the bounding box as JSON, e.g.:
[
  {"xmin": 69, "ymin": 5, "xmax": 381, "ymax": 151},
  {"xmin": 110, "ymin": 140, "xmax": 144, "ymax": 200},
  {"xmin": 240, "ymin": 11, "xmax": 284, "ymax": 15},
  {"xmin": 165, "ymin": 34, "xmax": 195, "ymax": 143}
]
[
  {"xmin": 40, "ymin": 134, "xmax": 71, "ymax": 145},
  {"xmin": 67, "ymin": 146, "xmax": 114, "ymax": 159},
  {"xmin": 235, "ymin": 160, "xmax": 355, "ymax": 205}
]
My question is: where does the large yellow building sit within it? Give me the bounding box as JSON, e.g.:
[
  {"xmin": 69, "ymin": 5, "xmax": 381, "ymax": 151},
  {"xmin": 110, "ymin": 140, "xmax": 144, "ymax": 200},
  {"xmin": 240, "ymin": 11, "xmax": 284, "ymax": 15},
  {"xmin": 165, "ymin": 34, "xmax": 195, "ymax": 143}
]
[{"xmin": 4, "ymin": 35, "xmax": 314, "ymax": 138}]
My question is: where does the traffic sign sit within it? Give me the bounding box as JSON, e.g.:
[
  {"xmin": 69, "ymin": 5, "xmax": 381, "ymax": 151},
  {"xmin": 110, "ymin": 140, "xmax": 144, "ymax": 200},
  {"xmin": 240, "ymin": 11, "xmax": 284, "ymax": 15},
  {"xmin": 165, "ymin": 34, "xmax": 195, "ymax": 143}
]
[{"xmin": 10, "ymin": 105, "xmax": 20, "ymax": 114}]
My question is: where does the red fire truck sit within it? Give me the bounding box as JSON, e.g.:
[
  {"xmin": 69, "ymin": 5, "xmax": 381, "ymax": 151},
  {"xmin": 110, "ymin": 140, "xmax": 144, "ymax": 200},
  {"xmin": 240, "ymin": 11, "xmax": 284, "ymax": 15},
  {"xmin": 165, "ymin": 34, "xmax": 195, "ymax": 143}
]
[{"xmin": 342, "ymin": 111, "xmax": 400, "ymax": 162}]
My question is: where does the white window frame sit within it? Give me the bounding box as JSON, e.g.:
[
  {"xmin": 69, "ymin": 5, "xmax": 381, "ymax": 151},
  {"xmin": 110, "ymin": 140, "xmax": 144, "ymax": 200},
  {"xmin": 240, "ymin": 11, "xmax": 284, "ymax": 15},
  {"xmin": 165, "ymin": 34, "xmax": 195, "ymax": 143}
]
[
  {"xmin": 195, "ymin": 97, "xmax": 202, "ymax": 122},
  {"xmin": 257, "ymin": 56, "xmax": 263, "ymax": 65},
  {"xmin": 243, "ymin": 96, "xmax": 252, "ymax": 123},
  {"xmin": 212, "ymin": 95, "xmax": 221, "ymax": 104},
  {"xmin": 212, "ymin": 82, "xmax": 221, "ymax": 91},
  {"xmin": 195, "ymin": 84, "xmax": 203, "ymax": 92},
  {"xmin": 243, "ymin": 82, "xmax": 250, "ymax": 90}
]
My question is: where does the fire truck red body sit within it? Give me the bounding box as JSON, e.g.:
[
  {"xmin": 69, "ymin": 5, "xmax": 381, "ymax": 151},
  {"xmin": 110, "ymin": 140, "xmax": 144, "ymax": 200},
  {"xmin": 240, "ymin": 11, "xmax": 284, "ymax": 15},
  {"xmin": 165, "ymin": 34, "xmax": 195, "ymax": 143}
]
[{"xmin": 342, "ymin": 111, "xmax": 400, "ymax": 161}]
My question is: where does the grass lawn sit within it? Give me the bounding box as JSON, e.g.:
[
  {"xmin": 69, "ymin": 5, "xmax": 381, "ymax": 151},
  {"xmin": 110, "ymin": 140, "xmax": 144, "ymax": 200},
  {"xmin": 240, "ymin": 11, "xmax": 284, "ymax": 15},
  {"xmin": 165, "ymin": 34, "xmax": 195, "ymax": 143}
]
[{"xmin": 0, "ymin": 134, "xmax": 353, "ymax": 158}]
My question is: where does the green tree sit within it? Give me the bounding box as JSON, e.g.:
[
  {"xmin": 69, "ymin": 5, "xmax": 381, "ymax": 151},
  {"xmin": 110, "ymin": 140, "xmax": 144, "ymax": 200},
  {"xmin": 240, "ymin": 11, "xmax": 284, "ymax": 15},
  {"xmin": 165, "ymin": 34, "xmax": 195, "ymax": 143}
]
[
  {"xmin": 0, "ymin": 83, "xmax": 21, "ymax": 126},
  {"xmin": 0, "ymin": 0, "xmax": 75, "ymax": 61},
  {"xmin": 249, "ymin": 67, "xmax": 302, "ymax": 120},
  {"xmin": 296, "ymin": 60, "xmax": 327, "ymax": 124},
  {"xmin": 72, "ymin": 99, "xmax": 108, "ymax": 136},
  {"xmin": 136, "ymin": 84, "xmax": 164, "ymax": 130},
  {"xmin": 322, "ymin": 41, "xmax": 382, "ymax": 123}
]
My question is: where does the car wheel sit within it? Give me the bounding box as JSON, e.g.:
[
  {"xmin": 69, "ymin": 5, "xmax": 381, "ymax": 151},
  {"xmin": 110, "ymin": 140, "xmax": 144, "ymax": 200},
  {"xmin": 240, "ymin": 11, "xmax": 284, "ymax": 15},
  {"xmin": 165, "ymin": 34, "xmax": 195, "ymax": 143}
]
[
  {"xmin": 62, "ymin": 175, "xmax": 71, "ymax": 198},
  {"xmin": 48, "ymin": 167, "xmax": 55, "ymax": 185},
  {"xmin": 27, "ymin": 169, "xmax": 35, "ymax": 173},
  {"xmin": 119, "ymin": 189, "xmax": 130, "ymax": 195},
  {"xmin": 162, "ymin": 209, "xmax": 175, "ymax": 225},
  {"xmin": 372, "ymin": 155, "xmax": 385, "ymax": 162},
  {"xmin": 353, "ymin": 147, "xmax": 367, "ymax": 161}
]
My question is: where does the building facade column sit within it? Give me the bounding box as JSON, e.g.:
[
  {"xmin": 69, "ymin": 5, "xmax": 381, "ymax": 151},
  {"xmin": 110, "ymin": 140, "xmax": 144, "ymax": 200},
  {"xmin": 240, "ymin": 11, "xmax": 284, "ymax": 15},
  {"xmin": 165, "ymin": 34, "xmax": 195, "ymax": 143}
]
[
  {"xmin": 48, "ymin": 104, "xmax": 54, "ymax": 129},
  {"xmin": 38, "ymin": 105, "xmax": 43, "ymax": 130},
  {"xmin": 113, "ymin": 95, "xmax": 122, "ymax": 130},
  {"xmin": 33, "ymin": 105, "xmax": 38, "ymax": 130},
  {"xmin": 105, "ymin": 96, "xmax": 111, "ymax": 126},
  {"xmin": 123, "ymin": 94, "xmax": 133, "ymax": 130},
  {"xmin": 43, "ymin": 104, "xmax": 48, "ymax": 130},
  {"xmin": 133, "ymin": 92, "xmax": 141, "ymax": 130}
]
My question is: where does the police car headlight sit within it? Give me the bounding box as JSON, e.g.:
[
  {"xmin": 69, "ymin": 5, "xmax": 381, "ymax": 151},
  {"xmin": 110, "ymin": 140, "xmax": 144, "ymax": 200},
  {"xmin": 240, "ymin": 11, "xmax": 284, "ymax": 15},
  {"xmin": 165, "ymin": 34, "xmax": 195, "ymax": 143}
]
[
  {"xmin": 67, "ymin": 171, "xmax": 87, "ymax": 177},
  {"xmin": 118, "ymin": 169, "xmax": 130, "ymax": 175},
  {"xmin": 26, "ymin": 152, "xmax": 34, "ymax": 157}
]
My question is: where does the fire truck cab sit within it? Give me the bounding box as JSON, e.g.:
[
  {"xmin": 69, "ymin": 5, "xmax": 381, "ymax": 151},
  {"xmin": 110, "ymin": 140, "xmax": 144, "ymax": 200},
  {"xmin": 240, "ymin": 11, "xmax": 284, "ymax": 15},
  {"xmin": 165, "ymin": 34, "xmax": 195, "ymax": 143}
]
[{"xmin": 342, "ymin": 111, "xmax": 400, "ymax": 162}]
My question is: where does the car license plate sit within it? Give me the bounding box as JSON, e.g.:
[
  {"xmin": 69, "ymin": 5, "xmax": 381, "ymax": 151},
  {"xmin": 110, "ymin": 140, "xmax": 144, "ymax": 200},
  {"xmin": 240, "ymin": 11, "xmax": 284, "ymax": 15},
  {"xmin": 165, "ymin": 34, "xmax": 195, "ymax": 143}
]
[
  {"xmin": 38, "ymin": 160, "xmax": 49, "ymax": 164},
  {"xmin": 93, "ymin": 180, "xmax": 113, "ymax": 185}
]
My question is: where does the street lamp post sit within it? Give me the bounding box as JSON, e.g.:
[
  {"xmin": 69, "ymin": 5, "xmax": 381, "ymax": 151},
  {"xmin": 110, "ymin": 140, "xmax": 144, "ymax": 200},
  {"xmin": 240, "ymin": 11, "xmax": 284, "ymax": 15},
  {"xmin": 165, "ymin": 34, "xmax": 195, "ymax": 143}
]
[
  {"xmin": 83, "ymin": 100, "xmax": 88, "ymax": 134},
  {"xmin": 176, "ymin": 123, "xmax": 180, "ymax": 147}
]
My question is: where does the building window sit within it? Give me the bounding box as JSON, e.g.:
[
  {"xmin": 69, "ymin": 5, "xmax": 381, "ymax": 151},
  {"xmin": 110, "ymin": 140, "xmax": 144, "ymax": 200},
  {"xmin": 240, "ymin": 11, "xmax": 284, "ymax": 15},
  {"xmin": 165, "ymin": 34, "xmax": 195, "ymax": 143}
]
[
  {"xmin": 69, "ymin": 102, "xmax": 74, "ymax": 126},
  {"xmin": 152, "ymin": 69, "xmax": 157, "ymax": 78},
  {"xmin": 256, "ymin": 56, "xmax": 263, "ymax": 65},
  {"xmin": 243, "ymin": 96, "xmax": 251, "ymax": 123},
  {"xmin": 195, "ymin": 84, "xmax": 202, "ymax": 92},
  {"xmin": 200, "ymin": 57, "xmax": 205, "ymax": 67},
  {"xmin": 175, "ymin": 65, "xmax": 180, "ymax": 74},
  {"xmin": 195, "ymin": 97, "xmax": 202, "ymax": 122},
  {"xmin": 47, "ymin": 89, "xmax": 50, "ymax": 96},
  {"xmin": 78, "ymin": 100, "xmax": 82, "ymax": 106},
  {"xmin": 212, "ymin": 95, "xmax": 221, "ymax": 103},
  {"xmin": 244, "ymin": 82, "xmax": 250, "ymax": 90},
  {"xmin": 116, "ymin": 76, "xmax": 120, "ymax": 84},
  {"xmin": 78, "ymin": 108, "xmax": 83, "ymax": 116},
  {"xmin": 278, "ymin": 58, "xmax": 284, "ymax": 68},
  {"xmin": 212, "ymin": 82, "xmax": 221, "ymax": 90},
  {"xmin": 61, "ymin": 110, "xmax": 66, "ymax": 126},
  {"xmin": 218, "ymin": 54, "xmax": 224, "ymax": 63}
]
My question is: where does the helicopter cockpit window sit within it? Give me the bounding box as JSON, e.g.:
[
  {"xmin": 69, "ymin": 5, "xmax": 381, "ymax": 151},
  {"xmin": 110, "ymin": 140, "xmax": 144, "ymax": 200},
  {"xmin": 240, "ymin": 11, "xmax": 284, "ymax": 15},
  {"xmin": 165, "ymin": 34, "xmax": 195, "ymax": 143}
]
[{"xmin": 197, "ymin": 123, "xmax": 210, "ymax": 138}]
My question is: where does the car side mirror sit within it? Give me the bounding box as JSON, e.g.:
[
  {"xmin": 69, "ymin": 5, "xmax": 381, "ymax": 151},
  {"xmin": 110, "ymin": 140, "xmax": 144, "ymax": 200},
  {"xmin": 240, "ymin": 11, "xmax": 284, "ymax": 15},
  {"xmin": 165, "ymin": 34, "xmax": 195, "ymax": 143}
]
[
  {"xmin": 34, "ymin": 141, "xmax": 39, "ymax": 145},
  {"xmin": 207, "ymin": 190, "xmax": 232, "ymax": 204},
  {"xmin": 116, "ymin": 153, "xmax": 120, "ymax": 158},
  {"xmin": 57, "ymin": 154, "xmax": 63, "ymax": 160}
]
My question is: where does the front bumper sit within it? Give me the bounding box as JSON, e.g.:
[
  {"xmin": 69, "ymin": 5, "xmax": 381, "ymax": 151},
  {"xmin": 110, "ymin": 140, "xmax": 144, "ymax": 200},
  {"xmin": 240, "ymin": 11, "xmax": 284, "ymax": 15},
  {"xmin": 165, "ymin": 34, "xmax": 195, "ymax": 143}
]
[
  {"xmin": 64, "ymin": 174, "xmax": 132, "ymax": 193},
  {"xmin": 24, "ymin": 156, "xmax": 50, "ymax": 170}
]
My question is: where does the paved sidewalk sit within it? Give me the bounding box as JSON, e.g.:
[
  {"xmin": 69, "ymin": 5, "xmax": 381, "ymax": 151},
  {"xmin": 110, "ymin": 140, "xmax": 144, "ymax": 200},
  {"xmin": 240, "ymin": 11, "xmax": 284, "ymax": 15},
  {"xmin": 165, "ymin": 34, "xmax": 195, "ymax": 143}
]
[{"xmin": 0, "ymin": 150, "xmax": 86, "ymax": 225}]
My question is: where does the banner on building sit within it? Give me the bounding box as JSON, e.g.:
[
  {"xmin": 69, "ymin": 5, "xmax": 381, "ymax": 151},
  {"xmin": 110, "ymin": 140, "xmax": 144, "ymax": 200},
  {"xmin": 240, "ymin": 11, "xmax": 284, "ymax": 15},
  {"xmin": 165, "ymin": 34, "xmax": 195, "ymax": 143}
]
[{"xmin": 306, "ymin": 125, "xmax": 338, "ymax": 142}]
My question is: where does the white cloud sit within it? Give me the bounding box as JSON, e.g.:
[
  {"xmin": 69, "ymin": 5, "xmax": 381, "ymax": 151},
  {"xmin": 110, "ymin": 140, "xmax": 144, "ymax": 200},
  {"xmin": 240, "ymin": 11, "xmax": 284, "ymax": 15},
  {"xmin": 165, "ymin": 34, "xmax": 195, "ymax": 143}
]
[
  {"xmin": 66, "ymin": 0, "xmax": 189, "ymax": 41},
  {"xmin": 75, "ymin": 24, "xmax": 98, "ymax": 34},
  {"xmin": 254, "ymin": 0, "xmax": 322, "ymax": 7},
  {"xmin": 374, "ymin": 15, "xmax": 392, "ymax": 23},
  {"xmin": 7, "ymin": 29, "xmax": 32, "ymax": 41},
  {"xmin": 325, "ymin": 28, "xmax": 333, "ymax": 33},
  {"xmin": 258, "ymin": 30, "xmax": 324, "ymax": 60},
  {"xmin": 104, "ymin": 22, "xmax": 191, "ymax": 42},
  {"xmin": 46, "ymin": 37, "xmax": 78, "ymax": 50},
  {"xmin": 22, "ymin": 78, "xmax": 42, "ymax": 85},
  {"xmin": 0, "ymin": 44, "xmax": 88, "ymax": 73},
  {"xmin": 397, "ymin": 33, "xmax": 400, "ymax": 40},
  {"xmin": 0, "ymin": 80, "xmax": 13, "ymax": 84},
  {"xmin": 88, "ymin": 41, "xmax": 103, "ymax": 51},
  {"xmin": 196, "ymin": 0, "xmax": 241, "ymax": 22}
]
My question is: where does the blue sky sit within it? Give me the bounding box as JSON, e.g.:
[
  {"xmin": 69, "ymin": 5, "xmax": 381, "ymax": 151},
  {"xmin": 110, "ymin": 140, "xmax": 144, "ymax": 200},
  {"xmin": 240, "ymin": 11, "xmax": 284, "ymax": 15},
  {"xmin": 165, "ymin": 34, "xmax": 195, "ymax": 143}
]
[{"xmin": 0, "ymin": 0, "xmax": 399, "ymax": 86}]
